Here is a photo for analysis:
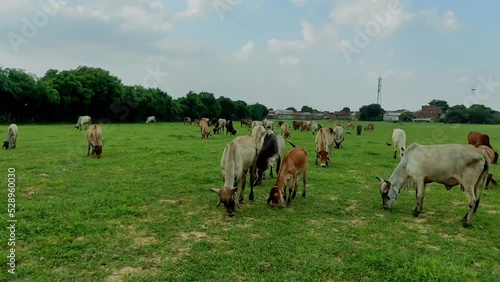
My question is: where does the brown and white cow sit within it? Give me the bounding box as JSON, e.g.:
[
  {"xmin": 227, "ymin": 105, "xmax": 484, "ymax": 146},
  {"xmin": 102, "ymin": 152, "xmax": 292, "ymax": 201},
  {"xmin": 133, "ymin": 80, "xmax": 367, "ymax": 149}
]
[
  {"xmin": 280, "ymin": 123, "xmax": 291, "ymax": 139},
  {"xmin": 376, "ymin": 143, "xmax": 489, "ymax": 227},
  {"xmin": 315, "ymin": 127, "xmax": 335, "ymax": 167},
  {"xmin": 267, "ymin": 146, "xmax": 308, "ymax": 208},
  {"xmin": 184, "ymin": 117, "xmax": 192, "ymax": 125},
  {"xmin": 467, "ymin": 131, "xmax": 498, "ymax": 164},
  {"xmin": 87, "ymin": 125, "xmax": 103, "ymax": 158},
  {"xmin": 210, "ymin": 136, "xmax": 258, "ymax": 216},
  {"xmin": 346, "ymin": 122, "xmax": 355, "ymax": 130}
]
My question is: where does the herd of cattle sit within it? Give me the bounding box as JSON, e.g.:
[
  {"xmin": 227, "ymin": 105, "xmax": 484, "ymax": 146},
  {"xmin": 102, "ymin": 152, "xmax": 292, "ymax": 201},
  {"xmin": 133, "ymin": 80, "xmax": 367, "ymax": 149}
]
[{"xmin": 2, "ymin": 116, "xmax": 497, "ymax": 227}]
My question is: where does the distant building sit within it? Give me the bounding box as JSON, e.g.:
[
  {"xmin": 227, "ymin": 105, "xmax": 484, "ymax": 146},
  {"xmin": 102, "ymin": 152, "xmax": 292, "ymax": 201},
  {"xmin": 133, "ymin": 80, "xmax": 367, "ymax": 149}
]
[
  {"xmin": 415, "ymin": 106, "xmax": 444, "ymax": 121},
  {"xmin": 326, "ymin": 111, "xmax": 352, "ymax": 120},
  {"xmin": 383, "ymin": 112, "xmax": 402, "ymax": 122}
]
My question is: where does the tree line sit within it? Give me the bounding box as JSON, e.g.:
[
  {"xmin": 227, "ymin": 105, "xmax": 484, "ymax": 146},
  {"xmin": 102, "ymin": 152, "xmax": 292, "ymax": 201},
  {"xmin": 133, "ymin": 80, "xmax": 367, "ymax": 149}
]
[{"xmin": 0, "ymin": 66, "xmax": 269, "ymax": 123}]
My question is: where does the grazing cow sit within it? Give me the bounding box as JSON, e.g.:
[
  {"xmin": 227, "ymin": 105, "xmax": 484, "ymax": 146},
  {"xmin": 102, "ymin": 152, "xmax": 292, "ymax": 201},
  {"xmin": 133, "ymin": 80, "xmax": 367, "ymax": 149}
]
[
  {"xmin": 253, "ymin": 131, "xmax": 285, "ymax": 186},
  {"xmin": 267, "ymin": 147, "xmax": 308, "ymax": 207},
  {"xmin": 311, "ymin": 122, "xmax": 318, "ymax": 135},
  {"xmin": 356, "ymin": 125, "xmax": 362, "ymax": 135},
  {"xmin": 213, "ymin": 119, "xmax": 226, "ymax": 134},
  {"xmin": 241, "ymin": 119, "xmax": 252, "ymax": 127},
  {"xmin": 184, "ymin": 117, "xmax": 192, "ymax": 125},
  {"xmin": 293, "ymin": 121, "xmax": 304, "ymax": 130},
  {"xmin": 315, "ymin": 128, "xmax": 335, "ymax": 167},
  {"xmin": 75, "ymin": 115, "xmax": 91, "ymax": 130},
  {"xmin": 365, "ymin": 124, "xmax": 374, "ymax": 131},
  {"xmin": 87, "ymin": 125, "xmax": 103, "ymax": 158},
  {"xmin": 335, "ymin": 122, "xmax": 341, "ymax": 127},
  {"xmin": 301, "ymin": 123, "xmax": 310, "ymax": 132},
  {"xmin": 210, "ymin": 136, "xmax": 258, "ymax": 216},
  {"xmin": 200, "ymin": 119, "xmax": 211, "ymax": 139},
  {"xmin": 333, "ymin": 126, "xmax": 345, "ymax": 149},
  {"xmin": 145, "ymin": 116, "xmax": 156, "ymax": 123},
  {"xmin": 467, "ymin": 131, "xmax": 498, "ymax": 164},
  {"xmin": 278, "ymin": 121, "xmax": 284, "ymax": 127},
  {"xmin": 225, "ymin": 120, "xmax": 237, "ymax": 135},
  {"xmin": 194, "ymin": 119, "xmax": 200, "ymax": 125},
  {"xmin": 3, "ymin": 124, "xmax": 18, "ymax": 149},
  {"xmin": 386, "ymin": 128, "xmax": 406, "ymax": 159},
  {"xmin": 280, "ymin": 123, "xmax": 291, "ymax": 139},
  {"xmin": 346, "ymin": 122, "xmax": 355, "ymax": 130},
  {"xmin": 240, "ymin": 119, "xmax": 247, "ymax": 127},
  {"xmin": 251, "ymin": 121, "xmax": 263, "ymax": 128},
  {"xmin": 251, "ymin": 125, "xmax": 266, "ymax": 145},
  {"xmin": 376, "ymin": 143, "xmax": 489, "ymax": 227},
  {"xmin": 476, "ymin": 145, "xmax": 497, "ymax": 189}
]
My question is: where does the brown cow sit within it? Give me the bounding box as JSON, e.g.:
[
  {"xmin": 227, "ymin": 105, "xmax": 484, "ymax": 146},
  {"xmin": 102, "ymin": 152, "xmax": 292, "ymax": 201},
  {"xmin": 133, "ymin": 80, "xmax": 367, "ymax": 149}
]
[
  {"xmin": 293, "ymin": 121, "xmax": 304, "ymax": 130},
  {"xmin": 87, "ymin": 125, "xmax": 103, "ymax": 158},
  {"xmin": 315, "ymin": 127, "xmax": 335, "ymax": 167},
  {"xmin": 467, "ymin": 131, "xmax": 498, "ymax": 164},
  {"xmin": 267, "ymin": 147, "xmax": 308, "ymax": 207},
  {"xmin": 476, "ymin": 145, "xmax": 497, "ymax": 189},
  {"xmin": 356, "ymin": 125, "xmax": 362, "ymax": 135},
  {"xmin": 225, "ymin": 120, "xmax": 237, "ymax": 135},
  {"xmin": 346, "ymin": 122, "xmax": 355, "ymax": 130},
  {"xmin": 367, "ymin": 124, "xmax": 375, "ymax": 131},
  {"xmin": 194, "ymin": 119, "xmax": 200, "ymax": 125},
  {"xmin": 200, "ymin": 119, "xmax": 211, "ymax": 139}
]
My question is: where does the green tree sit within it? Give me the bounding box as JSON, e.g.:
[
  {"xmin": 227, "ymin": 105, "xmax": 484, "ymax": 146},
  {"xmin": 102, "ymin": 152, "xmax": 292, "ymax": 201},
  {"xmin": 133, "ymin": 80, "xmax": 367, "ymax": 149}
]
[
  {"xmin": 399, "ymin": 111, "xmax": 416, "ymax": 122},
  {"xmin": 359, "ymin": 103, "xmax": 385, "ymax": 121},
  {"xmin": 342, "ymin": 107, "xmax": 351, "ymax": 113},
  {"xmin": 445, "ymin": 105, "xmax": 469, "ymax": 123},
  {"xmin": 467, "ymin": 104, "xmax": 494, "ymax": 124},
  {"xmin": 248, "ymin": 103, "xmax": 269, "ymax": 120},
  {"xmin": 234, "ymin": 100, "xmax": 249, "ymax": 119},
  {"xmin": 301, "ymin": 105, "xmax": 313, "ymax": 113},
  {"xmin": 199, "ymin": 92, "xmax": 221, "ymax": 118},
  {"xmin": 429, "ymin": 99, "xmax": 449, "ymax": 112},
  {"xmin": 177, "ymin": 91, "xmax": 204, "ymax": 119},
  {"xmin": 218, "ymin": 96, "xmax": 236, "ymax": 119},
  {"xmin": 286, "ymin": 107, "xmax": 297, "ymax": 112}
]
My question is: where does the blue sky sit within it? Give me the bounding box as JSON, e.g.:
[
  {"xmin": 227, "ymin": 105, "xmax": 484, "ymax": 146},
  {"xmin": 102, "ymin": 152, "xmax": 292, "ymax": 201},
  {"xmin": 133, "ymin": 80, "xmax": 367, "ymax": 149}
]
[{"xmin": 1, "ymin": 0, "xmax": 499, "ymax": 112}]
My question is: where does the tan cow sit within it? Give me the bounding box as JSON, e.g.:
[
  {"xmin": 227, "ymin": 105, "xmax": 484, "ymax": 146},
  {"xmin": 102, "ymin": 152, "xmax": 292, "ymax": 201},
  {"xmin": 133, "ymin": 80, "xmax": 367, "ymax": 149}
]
[
  {"xmin": 200, "ymin": 119, "xmax": 211, "ymax": 139},
  {"xmin": 267, "ymin": 146, "xmax": 308, "ymax": 207},
  {"xmin": 87, "ymin": 125, "xmax": 103, "ymax": 158},
  {"xmin": 476, "ymin": 145, "xmax": 497, "ymax": 189},
  {"xmin": 210, "ymin": 136, "xmax": 258, "ymax": 216},
  {"xmin": 280, "ymin": 123, "xmax": 291, "ymax": 139},
  {"xmin": 315, "ymin": 127, "xmax": 335, "ymax": 167},
  {"xmin": 346, "ymin": 122, "xmax": 355, "ymax": 130}
]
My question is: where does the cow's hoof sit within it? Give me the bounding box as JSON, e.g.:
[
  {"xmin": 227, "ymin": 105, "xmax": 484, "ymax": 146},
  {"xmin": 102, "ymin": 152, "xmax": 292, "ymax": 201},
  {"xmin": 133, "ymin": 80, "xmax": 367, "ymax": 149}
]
[
  {"xmin": 462, "ymin": 222, "xmax": 473, "ymax": 228},
  {"xmin": 412, "ymin": 209, "xmax": 420, "ymax": 217},
  {"xmin": 249, "ymin": 195, "xmax": 254, "ymax": 201}
]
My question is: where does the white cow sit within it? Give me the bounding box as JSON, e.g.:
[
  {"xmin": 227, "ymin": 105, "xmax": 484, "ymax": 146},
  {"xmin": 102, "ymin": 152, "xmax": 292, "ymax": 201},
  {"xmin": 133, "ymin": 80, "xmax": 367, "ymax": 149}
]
[
  {"xmin": 251, "ymin": 121, "xmax": 263, "ymax": 128},
  {"xmin": 210, "ymin": 136, "xmax": 258, "ymax": 216},
  {"xmin": 3, "ymin": 124, "xmax": 18, "ymax": 149},
  {"xmin": 386, "ymin": 128, "xmax": 406, "ymax": 159},
  {"xmin": 376, "ymin": 143, "xmax": 490, "ymax": 227},
  {"xmin": 333, "ymin": 126, "xmax": 344, "ymax": 149},
  {"xmin": 75, "ymin": 116, "xmax": 91, "ymax": 130},
  {"xmin": 146, "ymin": 116, "xmax": 156, "ymax": 123}
]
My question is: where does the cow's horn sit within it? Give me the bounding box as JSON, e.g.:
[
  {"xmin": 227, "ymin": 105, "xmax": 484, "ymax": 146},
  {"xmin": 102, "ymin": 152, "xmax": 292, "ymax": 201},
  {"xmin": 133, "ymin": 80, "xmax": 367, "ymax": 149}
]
[{"xmin": 375, "ymin": 176, "xmax": 384, "ymax": 182}]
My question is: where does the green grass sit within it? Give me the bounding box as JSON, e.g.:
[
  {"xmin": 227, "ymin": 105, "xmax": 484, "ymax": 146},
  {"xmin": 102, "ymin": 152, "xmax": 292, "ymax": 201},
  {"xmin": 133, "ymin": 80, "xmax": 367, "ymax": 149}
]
[{"xmin": 0, "ymin": 121, "xmax": 499, "ymax": 281}]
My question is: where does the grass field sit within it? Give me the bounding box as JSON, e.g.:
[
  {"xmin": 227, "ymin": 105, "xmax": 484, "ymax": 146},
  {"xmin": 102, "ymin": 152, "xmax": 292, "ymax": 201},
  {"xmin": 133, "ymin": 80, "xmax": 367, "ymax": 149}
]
[{"xmin": 1, "ymin": 121, "xmax": 499, "ymax": 281}]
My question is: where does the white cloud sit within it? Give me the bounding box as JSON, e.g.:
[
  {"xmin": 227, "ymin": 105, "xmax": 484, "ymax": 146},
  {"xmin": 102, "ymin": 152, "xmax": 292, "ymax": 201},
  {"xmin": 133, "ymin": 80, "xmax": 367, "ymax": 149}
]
[
  {"xmin": 291, "ymin": 0, "xmax": 307, "ymax": 7},
  {"xmin": 153, "ymin": 39, "xmax": 201, "ymax": 54},
  {"xmin": 222, "ymin": 41, "xmax": 254, "ymax": 63},
  {"xmin": 279, "ymin": 56, "xmax": 300, "ymax": 66},
  {"xmin": 419, "ymin": 9, "xmax": 461, "ymax": 31},
  {"xmin": 174, "ymin": 0, "xmax": 207, "ymax": 20},
  {"xmin": 329, "ymin": 0, "xmax": 415, "ymax": 38},
  {"xmin": 457, "ymin": 76, "xmax": 469, "ymax": 83},
  {"xmin": 268, "ymin": 21, "xmax": 315, "ymax": 53}
]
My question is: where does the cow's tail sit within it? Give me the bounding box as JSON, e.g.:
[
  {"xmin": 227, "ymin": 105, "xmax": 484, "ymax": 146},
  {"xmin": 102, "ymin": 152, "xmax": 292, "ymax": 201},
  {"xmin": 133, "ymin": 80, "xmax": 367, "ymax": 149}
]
[
  {"xmin": 474, "ymin": 156, "xmax": 490, "ymax": 213},
  {"xmin": 286, "ymin": 140, "xmax": 296, "ymax": 148}
]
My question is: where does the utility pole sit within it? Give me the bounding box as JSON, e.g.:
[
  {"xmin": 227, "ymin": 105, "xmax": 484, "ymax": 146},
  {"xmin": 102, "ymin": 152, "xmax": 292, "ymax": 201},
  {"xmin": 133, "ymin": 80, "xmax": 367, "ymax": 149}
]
[{"xmin": 376, "ymin": 76, "xmax": 382, "ymax": 106}]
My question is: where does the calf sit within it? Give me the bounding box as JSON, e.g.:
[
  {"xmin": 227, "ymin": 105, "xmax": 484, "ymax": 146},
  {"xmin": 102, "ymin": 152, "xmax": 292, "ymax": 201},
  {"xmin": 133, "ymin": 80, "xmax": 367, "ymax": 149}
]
[
  {"xmin": 267, "ymin": 147, "xmax": 308, "ymax": 207},
  {"xmin": 210, "ymin": 136, "xmax": 258, "ymax": 216},
  {"xmin": 315, "ymin": 127, "xmax": 335, "ymax": 167},
  {"xmin": 87, "ymin": 125, "xmax": 103, "ymax": 158},
  {"xmin": 376, "ymin": 143, "xmax": 489, "ymax": 227},
  {"xmin": 3, "ymin": 124, "xmax": 18, "ymax": 149},
  {"xmin": 225, "ymin": 120, "xmax": 237, "ymax": 135},
  {"xmin": 386, "ymin": 128, "xmax": 406, "ymax": 159},
  {"xmin": 467, "ymin": 131, "xmax": 498, "ymax": 164}
]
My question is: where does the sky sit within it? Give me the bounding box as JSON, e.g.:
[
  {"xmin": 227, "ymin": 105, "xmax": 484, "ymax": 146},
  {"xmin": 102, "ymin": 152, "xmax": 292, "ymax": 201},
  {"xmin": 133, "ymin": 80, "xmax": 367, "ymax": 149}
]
[{"xmin": 1, "ymin": 0, "xmax": 499, "ymax": 112}]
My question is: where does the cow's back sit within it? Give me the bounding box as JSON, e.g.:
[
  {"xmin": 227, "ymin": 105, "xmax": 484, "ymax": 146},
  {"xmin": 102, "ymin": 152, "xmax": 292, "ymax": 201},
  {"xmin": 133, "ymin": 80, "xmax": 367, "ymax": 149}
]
[{"xmin": 233, "ymin": 136, "xmax": 258, "ymax": 171}]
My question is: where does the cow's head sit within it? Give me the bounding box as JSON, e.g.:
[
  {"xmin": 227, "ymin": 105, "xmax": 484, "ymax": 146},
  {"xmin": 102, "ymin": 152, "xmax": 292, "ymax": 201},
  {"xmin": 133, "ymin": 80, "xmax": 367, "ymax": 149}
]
[
  {"xmin": 210, "ymin": 187, "xmax": 239, "ymax": 217},
  {"xmin": 284, "ymin": 132, "xmax": 291, "ymax": 139},
  {"xmin": 376, "ymin": 176, "xmax": 395, "ymax": 209},
  {"xmin": 230, "ymin": 129, "xmax": 237, "ymax": 135},
  {"xmin": 3, "ymin": 141, "xmax": 9, "ymax": 149},
  {"xmin": 334, "ymin": 137, "xmax": 345, "ymax": 149},
  {"xmin": 316, "ymin": 149, "xmax": 330, "ymax": 167},
  {"xmin": 267, "ymin": 186, "xmax": 286, "ymax": 207},
  {"xmin": 93, "ymin": 145, "xmax": 103, "ymax": 158}
]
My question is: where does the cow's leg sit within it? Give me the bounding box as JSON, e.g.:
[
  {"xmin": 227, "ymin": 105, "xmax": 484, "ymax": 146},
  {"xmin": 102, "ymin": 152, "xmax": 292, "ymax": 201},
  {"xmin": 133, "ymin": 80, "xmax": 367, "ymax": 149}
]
[
  {"xmin": 276, "ymin": 155, "xmax": 281, "ymax": 176},
  {"xmin": 240, "ymin": 170, "xmax": 247, "ymax": 203},
  {"xmin": 393, "ymin": 148, "xmax": 397, "ymax": 159},
  {"xmin": 291, "ymin": 175, "xmax": 299, "ymax": 200},
  {"xmin": 315, "ymin": 155, "xmax": 319, "ymax": 166},
  {"xmin": 87, "ymin": 144, "xmax": 91, "ymax": 156},
  {"xmin": 413, "ymin": 182, "xmax": 426, "ymax": 217},
  {"xmin": 302, "ymin": 171, "xmax": 307, "ymax": 198},
  {"xmin": 462, "ymin": 186, "xmax": 477, "ymax": 227}
]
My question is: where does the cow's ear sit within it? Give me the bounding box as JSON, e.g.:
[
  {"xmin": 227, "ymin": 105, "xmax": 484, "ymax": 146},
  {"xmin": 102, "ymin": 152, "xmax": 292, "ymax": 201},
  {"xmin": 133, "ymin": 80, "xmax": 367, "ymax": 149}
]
[
  {"xmin": 231, "ymin": 187, "xmax": 238, "ymax": 194},
  {"xmin": 375, "ymin": 176, "xmax": 384, "ymax": 183}
]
